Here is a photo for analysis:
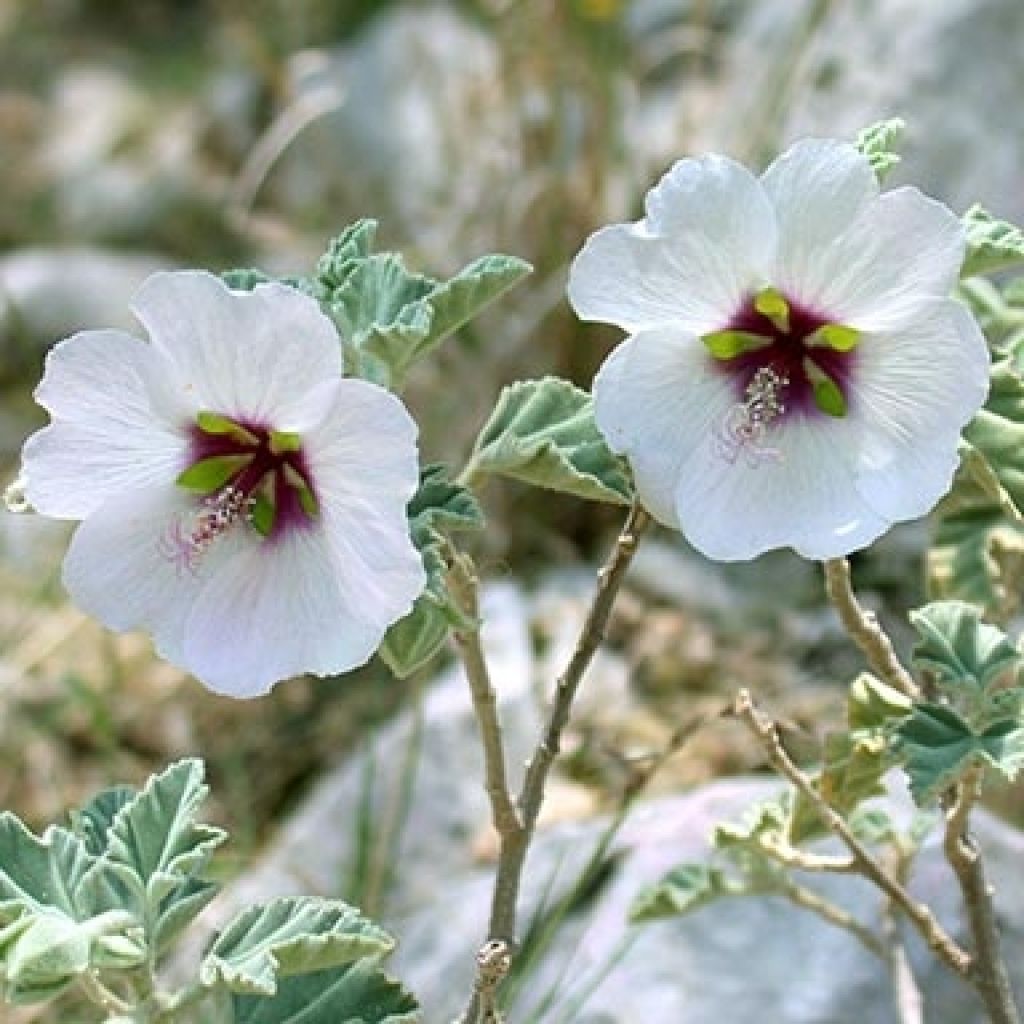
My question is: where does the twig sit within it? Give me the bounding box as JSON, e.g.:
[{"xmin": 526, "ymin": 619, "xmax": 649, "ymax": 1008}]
[
  {"xmin": 757, "ymin": 833, "xmax": 858, "ymax": 874},
  {"xmin": 778, "ymin": 877, "xmax": 886, "ymax": 959},
  {"xmin": 500, "ymin": 502, "xmax": 649, "ymax": 938},
  {"xmin": 880, "ymin": 856, "xmax": 925, "ymax": 1024},
  {"xmin": 449, "ymin": 552, "xmax": 522, "ymax": 840},
  {"xmin": 822, "ymin": 558, "xmax": 919, "ymax": 698},
  {"xmin": 943, "ymin": 766, "xmax": 1021, "ymax": 1024},
  {"xmin": 456, "ymin": 502, "xmax": 650, "ymax": 1024},
  {"xmin": 734, "ymin": 689, "xmax": 970, "ymax": 978}
]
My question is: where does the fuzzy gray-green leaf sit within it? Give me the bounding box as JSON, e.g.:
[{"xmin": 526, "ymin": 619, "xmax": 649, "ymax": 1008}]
[
  {"xmin": 962, "ymin": 205, "xmax": 1024, "ymax": 279},
  {"xmin": 231, "ymin": 961, "xmax": 419, "ymax": 1024},
  {"xmin": 909, "ymin": 601, "xmax": 1022, "ymax": 696},
  {"xmin": 895, "ymin": 703, "xmax": 1024, "ymax": 803},
  {"xmin": 202, "ymin": 897, "xmax": 395, "ymax": 996},
  {"xmin": 73, "ymin": 786, "xmax": 137, "ymax": 858},
  {"xmin": 855, "ymin": 118, "xmax": 905, "ymax": 182},
  {"xmin": 380, "ymin": 465, "xmax": 484, "ymax": 678},
  {"xmin": 105, "ymin": 759, "xmax": 226, "ymax": 912},
  {"xmin": 630, "ymin": 864, "xmax": 738, "ymax": 923},
  {"xmin": 415, "ymin": 253, "xmax": 531, "ymax": 352},
  {"xmin": 468, "ymin": 377, "xmax": 632, "ymax": 504}
]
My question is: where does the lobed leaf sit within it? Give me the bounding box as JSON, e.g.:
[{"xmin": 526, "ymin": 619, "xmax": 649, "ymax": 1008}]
[
  {"xmin": 379, "ymin": 465, "xmax": 484, "ymax": 678},
  {"xmin": 202, "ymin": 897, "xmax": 395, "ymax": 997},
  {"xmin": 909, "ymin": 601, "xmax": 1022, "ymax": 699},
  {"xmin": 630, "ymin": 865, "xmax": 739, "ymax": 923},
  {"xmin": 414, "ymin": 253, "xmax": 531, "ymax": 352},
  {"xmin": 854, "ymin": 118, "xmax": 905, "ymax": 182},
  {"xmin": 467, "ymin": 377, "xmax": 633, "ymax": 504},
  {"xmin": 72, "ymin": 786, "xmax": 138, "ymax": 858},
  {"xmin": 929, "ymin": 362, "xmax": 1024, "ymax": 621},
  {"xmin": 231, "ymin": 962, "xmax": 419, "ymax": 1024},
  {"xmin": 105, "ymin": 759, "xmax": 227, "ymax": 915},
  {"xmin": 895, "ymin": 703, "xmax": 1024, "ymax": 804},
  {"xmin": 961, "ymin": 205, "xmax": 1024, "ymax": 279},
  {"xmin": 847, "ymin": 673, "xmax": 913, "ymax": 732}
]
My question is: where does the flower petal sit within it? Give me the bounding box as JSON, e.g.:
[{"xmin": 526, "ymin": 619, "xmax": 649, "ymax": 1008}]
[
  {"xmin": 22, "ymin": 330, "xmax": 189, "ymax": 519},
  {"xmin": 304, "ymin": 378, "xmax": 426, "ymax": 617},
  {"xmin": 181, "ymin": 527, "xmax": 402, "ymax": 697},
  {"xmin": 569, "ymin": 155, "xmax": 776, "ymax": 334},
  {"xmin": 132, "ymin": 271, "xmax": 343, "ymax": 429},
  {"xmin": 61, "ymin": 483, "xmax": 201, "ymax": 666},
  {"xmin": 760, "ymin": 139, "xmax": 879, "ymax": 295},
  {"xmin": 674, "ymin": 414, "xmax": 891, "ymax": 561},
  {"xmin": 798, "ymin": 188, "xmax": 965, "ymax": 329},
  {"xmin": 851, "ymin": 298, "xmax": 990, "ymax": 520},
  {"xmin": 593, "ymin": 327, "xmax": 737, "ymax": 527},
  {"xmin": 180, "ymin": 377, "xmax": 426, "ymax": 697}
]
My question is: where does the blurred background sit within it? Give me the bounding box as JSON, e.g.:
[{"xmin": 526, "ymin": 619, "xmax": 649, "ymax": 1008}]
[{"xmin": 0, "ymin": 0, "xmax": 1022, "ymax": 1016}]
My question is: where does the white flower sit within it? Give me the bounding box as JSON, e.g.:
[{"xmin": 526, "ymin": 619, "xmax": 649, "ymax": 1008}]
[
  {"xmin": 20, "ymin": 271, "xmax": 426, "ymax": 697},
  {"xmin": 568, "ymin": 139, "xmax": 990, "ymax": 561}
]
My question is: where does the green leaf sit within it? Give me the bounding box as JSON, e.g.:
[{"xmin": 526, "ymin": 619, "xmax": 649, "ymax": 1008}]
[
  {"xmin": 0, "ymin": 817, "xmax": 121, "ymax": 921},
  {"xmin": 895, "ymin": 703, "xmax": 1024, "ymax": 803},
  {"xmin": 221, "ymin": 269, "xmax": 275, "ymax": 292},
  {"xmin": 961, "ymin": 204, "xmax": 1024, "ymax": 279},
  {"xmin": 406, "ymin": 463, "xmax": 484, "ymax": 537},
  {"xmin": 202, "ymin": 898, "xmax": 395, "ymax": 997},
  {"xmin": 379, "ymin": 596, "xmax": 452, "ymax": 679},
  {"xmin": 343, "ymin": 253, "xmax": 531, "ymax": 387},
  {"xmin": 105, "ymin": 759, "xmax": 227, "ymax": 916},
  {"xmin": 848, "ymin": 806, "xmax": 899, "ymax": 846},
  {"xmin": 467, "ymin": 377, "xmax": 633, "ymax": 504},
  {"xmin": 379, "ymin": 465, "xmax": 484, "ymax": 678},
  {"xmin": 929, "ymin": 363, "xmax": 1024, "ymax": 621},
  {"xmin": 847, "ymin": 673, "xmax": 913, "ymax": 731},
  {"xmin": 71, "ymin": 785, "xmax": 137, "ymax": 858},
  {"xmin": 231, "ymin": 962, "xmax": 419, "ymax": 1024},
  {"xmin": 816, "ymin": 731, "xmax": 888, "ymax": 817},
  {"xmin": 630, "ymin": 865, "xmax": 739, "ymax": 923},
  {"xmin": 316, "ymin": 220, "xmax": 380, "ymax": 287},
  {"xmin": 0, "ymin": 816, "xmax": 145, "ymax": 1005},
  {"xmin": 961, "ymin": 363, "xmax": 1024, "ymax": 518},
  {"xmin": 712, "ymin": 799, "xmax": 788, "ymax": 851},
  {"xmin": 855, "ymin": 118, "xmax": 905, "ymax": 182},
  {"xmin": 414, "ymin": 253, "xmax": 532, "ymax": 351},
  {"xmin": 329, "ymin": 255, "xmax": 436, "ymax": 346},
  {"xmin": 153, "ymin": 876, "xmax": 220, "ymax": 955},
  {"xmin": 909, "ymin": 601, "xmax": 1021, "ymax": 696}
]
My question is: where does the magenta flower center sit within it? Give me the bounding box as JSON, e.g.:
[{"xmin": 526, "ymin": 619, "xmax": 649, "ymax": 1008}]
[
  {"xmin": 707, "ymin": 289, "xmax": 859, "ymax": 418},
  {"xmin": 161, "ymin": 414, "xmax": 319, "ymax": 574}
]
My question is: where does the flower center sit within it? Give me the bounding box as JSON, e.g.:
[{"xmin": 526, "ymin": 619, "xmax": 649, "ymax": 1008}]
[
  {"xmin": 702, "ymin": 287, "xmax": 859, "ymax": 419},
  {"xmin": 700, "ymin": 288, "xmax": 860, "ymax": 466},
  {"xmin": 160, "ymin": 412, "xmax": 319, "ymax": 574}
]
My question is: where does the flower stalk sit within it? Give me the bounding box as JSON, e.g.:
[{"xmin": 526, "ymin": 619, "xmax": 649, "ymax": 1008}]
[
  {"xmin": 822, "ymin": 558, "xmax": 919, "ymax": 698},
  {"xmin": 943, "ymin": 767, "xmax": 1021, "ymax": 1024},
  {"xmin": 455, "ymin": 501, "xmax": 649, "ymax": 1023},
  {"xmin": 733, "ymin": 689, "xmax": 971, "ymax": 979}
]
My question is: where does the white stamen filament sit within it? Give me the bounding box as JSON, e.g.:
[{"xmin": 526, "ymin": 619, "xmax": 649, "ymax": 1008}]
[
  {"xmin": 158, "ymin": 486, "xmax": 256, "ymax": 575},
  {"xmin": 713, "ymin": 367, "xmax": 788, "ymax": 466}
]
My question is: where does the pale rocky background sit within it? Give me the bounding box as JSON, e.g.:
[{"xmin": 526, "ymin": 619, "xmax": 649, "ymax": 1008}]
[{"xmin": 2, "ymin": 1, "xmax": 1023, "ymax": 1021}]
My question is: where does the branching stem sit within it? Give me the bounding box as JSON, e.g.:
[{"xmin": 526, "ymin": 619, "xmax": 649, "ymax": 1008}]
[
  {"xmin": 453, "ymin": 502, "xmax": 649, "ymax": 1024},
  {"xmin": 734, "ymin": 689, "xmax": 971, "ymax": 979},
  {"xmin": 778, "ymin": 877, "xmax": 886, "ymax": 959},
  {"xmin": 943, "ymin": 766, "xmax": 1021, "ymax": 1024}
]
